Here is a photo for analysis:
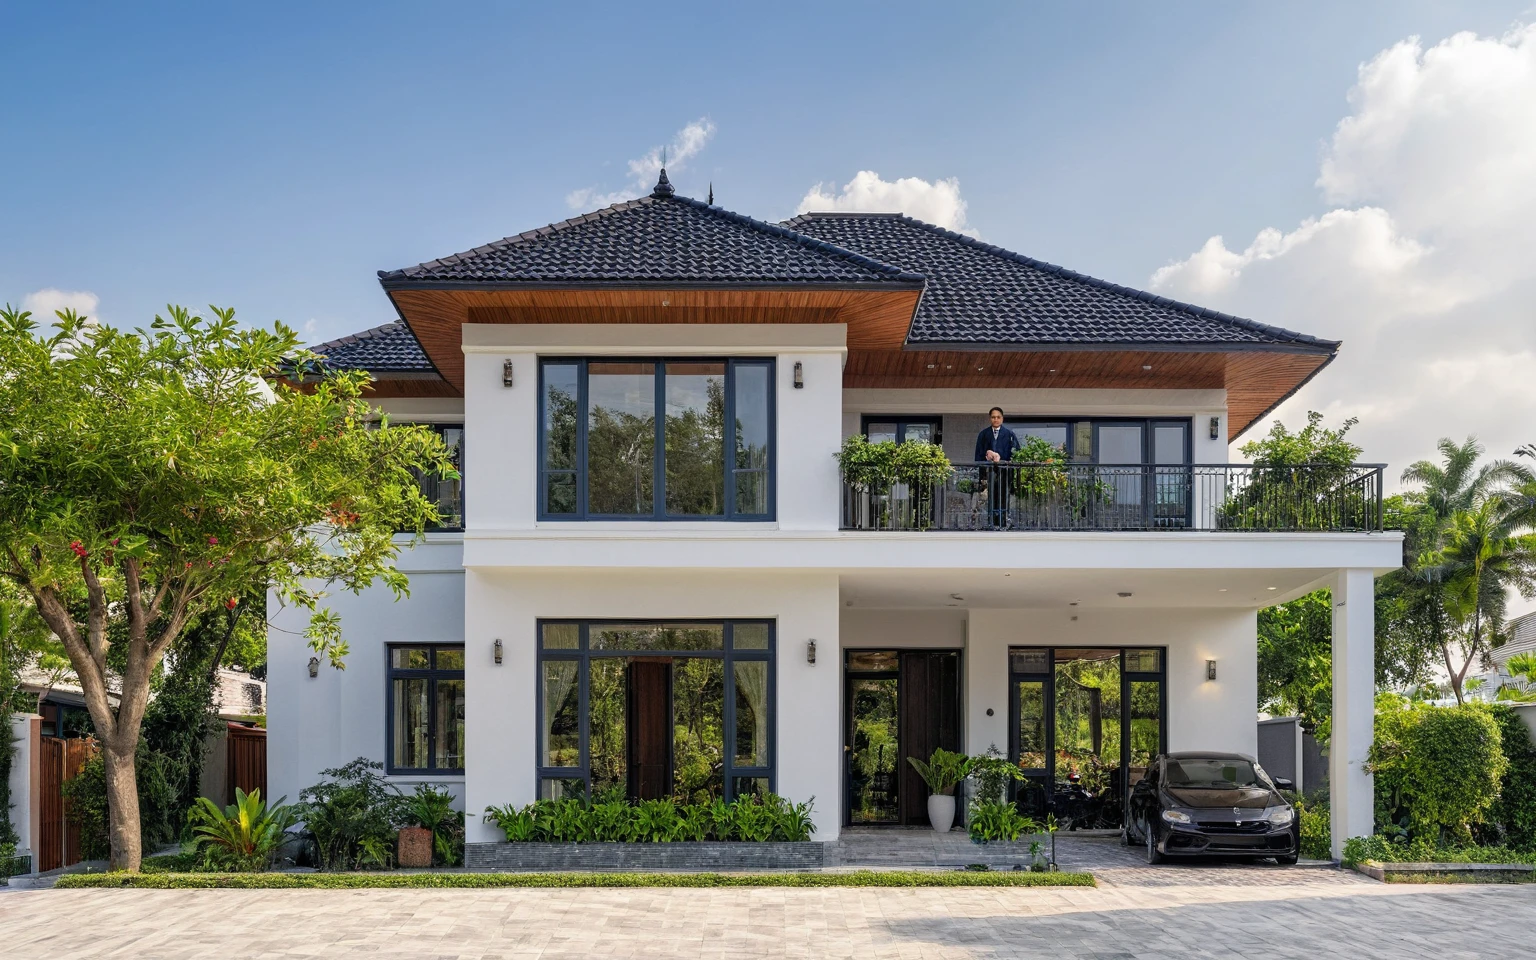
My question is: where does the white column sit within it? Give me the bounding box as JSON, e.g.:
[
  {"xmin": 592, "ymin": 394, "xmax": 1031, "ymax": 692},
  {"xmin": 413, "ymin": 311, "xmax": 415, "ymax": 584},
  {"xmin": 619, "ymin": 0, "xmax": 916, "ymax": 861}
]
[{"xmin": 1330, "ymin": 568, "xmax": 1375, "ymax": 859}]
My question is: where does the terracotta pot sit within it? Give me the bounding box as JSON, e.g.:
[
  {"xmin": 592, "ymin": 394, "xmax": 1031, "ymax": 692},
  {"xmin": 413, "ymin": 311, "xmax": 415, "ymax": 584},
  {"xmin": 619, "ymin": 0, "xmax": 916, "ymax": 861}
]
[
  {"xmin": 927, "ymin": 794, "xmax": 956, "ymax": 833},
  {"xmin": 397, "ymin": 826, "xmax": 433, "ymax": 868}
]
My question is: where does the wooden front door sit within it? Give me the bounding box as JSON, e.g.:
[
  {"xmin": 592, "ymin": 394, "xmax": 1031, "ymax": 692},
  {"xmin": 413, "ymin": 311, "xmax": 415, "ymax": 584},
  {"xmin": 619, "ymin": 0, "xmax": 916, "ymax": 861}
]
[
  {"xmin": 898, "ymin": 652, "xmax": 963, "ymax": 826},
  {"xmin": 627, "ymin": 660, "xmax": 672, "ymax": 800}
]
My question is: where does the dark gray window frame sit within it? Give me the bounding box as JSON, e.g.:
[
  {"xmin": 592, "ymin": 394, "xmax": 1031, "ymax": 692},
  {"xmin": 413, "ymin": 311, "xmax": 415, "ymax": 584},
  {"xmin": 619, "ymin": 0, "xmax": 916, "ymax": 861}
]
[
  {"xmin": 537, "ymin": 358, "xmax": 776, "ymax": 521},
  {"xmin": 859, "ymin": 415, "xmax": 944, "ymax": 446},
  {"xmin": 385, "ymin": 642, "xmax": 466, "ymax": 776},
  {"xmin": 535, "ymin": 619, "xmax": 776, "ymax": 801},
  {"xmin": 1005, "ymin": 417, "xmax": 1192, "ymax": 465}
]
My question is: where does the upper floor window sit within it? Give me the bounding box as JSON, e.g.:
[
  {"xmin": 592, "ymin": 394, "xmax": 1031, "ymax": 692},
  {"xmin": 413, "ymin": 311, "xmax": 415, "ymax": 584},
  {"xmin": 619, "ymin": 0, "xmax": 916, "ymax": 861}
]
[
  {"xmin": 539, "ymin": 359, "xmax": 774, "ymax": 521},
  {"xmin": 408, "ymin": 423, "xmax": 463, "ymax": 531},
  {"xmin": 1009, "ymin": 418, "xmax": 1190, "ymax": 465}
]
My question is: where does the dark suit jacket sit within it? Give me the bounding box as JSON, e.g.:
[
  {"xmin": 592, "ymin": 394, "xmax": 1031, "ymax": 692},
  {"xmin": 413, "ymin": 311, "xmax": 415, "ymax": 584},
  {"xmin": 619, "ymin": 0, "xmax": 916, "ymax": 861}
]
[{"xmin": 975, "ymin": 424, "xmax": 1020, "ymax": 464}]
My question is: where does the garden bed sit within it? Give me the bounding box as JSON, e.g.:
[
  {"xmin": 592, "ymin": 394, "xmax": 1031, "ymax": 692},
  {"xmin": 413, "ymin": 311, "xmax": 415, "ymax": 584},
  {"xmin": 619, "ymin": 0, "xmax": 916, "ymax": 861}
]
[
  {"xmin": 53, "ymin": 869, "xmax": 1096, "ymax": 889},
  {"xmin": 465, "ymin": 841, "xmax": 823, "ymax": 871},
  {"xmin": 1352, "ymin": 861, "xmax": 1536, "ymax": 884}
]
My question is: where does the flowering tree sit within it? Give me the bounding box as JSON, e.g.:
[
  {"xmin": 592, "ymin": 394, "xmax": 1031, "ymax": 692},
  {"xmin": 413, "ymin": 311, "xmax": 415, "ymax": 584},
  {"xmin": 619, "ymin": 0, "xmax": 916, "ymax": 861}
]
[{"xmin": 0, "ymin": 304, "xmax": 454, "ymax": 870}]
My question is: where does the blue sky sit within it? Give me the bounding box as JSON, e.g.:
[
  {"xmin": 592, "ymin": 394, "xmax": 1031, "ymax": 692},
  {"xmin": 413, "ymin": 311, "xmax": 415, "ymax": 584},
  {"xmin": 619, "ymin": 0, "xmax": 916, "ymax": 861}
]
[{"xmin": 3, "ymin": 1, "xmax": 1526, "ymax": 342}]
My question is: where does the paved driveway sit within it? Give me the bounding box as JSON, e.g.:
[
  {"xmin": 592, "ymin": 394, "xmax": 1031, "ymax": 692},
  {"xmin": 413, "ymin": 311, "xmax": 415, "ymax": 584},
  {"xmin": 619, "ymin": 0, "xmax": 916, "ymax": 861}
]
[{"xmin": 4, "ymin": 859, "xmax": 1530, "ymax": 960}]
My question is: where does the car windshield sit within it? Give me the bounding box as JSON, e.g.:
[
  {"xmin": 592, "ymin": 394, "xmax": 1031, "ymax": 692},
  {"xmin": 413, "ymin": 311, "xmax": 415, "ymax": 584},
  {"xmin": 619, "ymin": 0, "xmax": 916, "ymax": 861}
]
[{"xmin": 1164, "ymin": 758, "xmax": 1266, "ymax": 789}]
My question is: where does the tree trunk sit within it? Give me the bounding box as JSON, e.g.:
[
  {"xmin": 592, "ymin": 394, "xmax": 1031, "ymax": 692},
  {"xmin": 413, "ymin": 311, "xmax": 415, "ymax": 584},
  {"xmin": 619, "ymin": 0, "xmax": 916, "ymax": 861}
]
[{"xmin": 102, "ymin": 734, "xmax": 143, "ymax": 871}]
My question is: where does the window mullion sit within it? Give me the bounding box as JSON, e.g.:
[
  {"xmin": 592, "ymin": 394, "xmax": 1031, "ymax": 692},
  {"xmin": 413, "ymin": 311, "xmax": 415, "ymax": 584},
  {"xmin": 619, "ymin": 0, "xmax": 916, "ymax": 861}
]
[{"xmin": 653, "ymin": 360, "xmax": 665, "ymax": 520}]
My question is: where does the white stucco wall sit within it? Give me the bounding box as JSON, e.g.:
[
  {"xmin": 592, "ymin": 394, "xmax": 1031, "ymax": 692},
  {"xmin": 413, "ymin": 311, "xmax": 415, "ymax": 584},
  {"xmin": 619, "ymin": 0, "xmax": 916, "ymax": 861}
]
[
  {"xmin": 964, "ymin": 606, "xmax": 1259, "ymax": 759},
  {"xmin": 462, "ymin": 569, "xmax": 843, "ymax": 841},
  {"xmin": 266, "ymin": 539, "xmax": 467, "ymax": 807},
  {"xmin": 840, "ymin": 608, "xmax": 965, "ymax": 649}
]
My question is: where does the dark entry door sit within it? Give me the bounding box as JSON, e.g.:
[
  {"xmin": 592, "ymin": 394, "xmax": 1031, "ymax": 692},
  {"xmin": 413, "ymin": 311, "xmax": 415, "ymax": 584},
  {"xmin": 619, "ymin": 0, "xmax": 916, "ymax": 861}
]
[
  {"xmin": 627, "ymin": 660, "xmax": 672, "ymax": 800},
  {"xmin": 898, "ymin": 652, "xmax": 962, "ymax": 825},
  {"xmin": 845, "ymin": 650, "xmax": 962, "ymax": 827}
]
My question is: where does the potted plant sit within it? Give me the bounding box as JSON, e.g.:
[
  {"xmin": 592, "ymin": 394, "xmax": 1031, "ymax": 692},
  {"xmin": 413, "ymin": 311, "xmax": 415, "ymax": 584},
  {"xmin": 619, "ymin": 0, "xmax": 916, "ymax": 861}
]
[
  {"xmin": 400, "ymin": 783, "xmax": 456, "ymax": 868},
  {"xmin": 907, "ymin": 747, "xmax": 972, "ymax": 833},
  {"xmin": 892, "ymin": 440, "xmax": 953, "ymax": 529},
  {"xmin": 835, "ymin": 435, "xmax": 898, "ymax": 528}
]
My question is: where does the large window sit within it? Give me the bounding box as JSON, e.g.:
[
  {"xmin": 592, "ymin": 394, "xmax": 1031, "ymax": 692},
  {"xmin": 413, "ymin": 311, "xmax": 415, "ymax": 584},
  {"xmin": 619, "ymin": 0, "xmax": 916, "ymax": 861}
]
[
  {"xmin": 539, "ymin": 359, "xmax": 774, "ymax": 520},
  {"xmin": 1007, "ymin": 418, "xmax": 1190, "ymax": 465},
  {"xmin": 537, "ymin": 620, "xmax": 774, "ymax": 802},
  {"xmin": 387, "ymin": 644, "xmax": 466, "ymax": 774}
]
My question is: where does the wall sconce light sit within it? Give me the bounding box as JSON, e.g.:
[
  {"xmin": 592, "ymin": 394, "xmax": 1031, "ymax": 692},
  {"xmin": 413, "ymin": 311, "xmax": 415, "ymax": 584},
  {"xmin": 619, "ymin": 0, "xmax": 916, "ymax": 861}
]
[
  {"xmin": 494, "ymin": 638, "xmax": 503, "ymax": 664},
  {"xmin": 1206, "ymin": 659, "xmax": 1218, "ymax": 682},
  {"xmin": 307, "ymin": 656, "xmax": 319, "ymax": 679},
  {"xmin": 1208, "ymin": 416, "xmax": 1220, "ymax": 441},
  {"xmin": 793, "ymin": 361, "xmax": 804, "ymax": 389},
  {"xmin": 806, "ymin": 638, "xmax": 817, "ymax": 664},
  {"xmin": 502, "ymin": 359, "xmax": 515, "ymax": 388}
]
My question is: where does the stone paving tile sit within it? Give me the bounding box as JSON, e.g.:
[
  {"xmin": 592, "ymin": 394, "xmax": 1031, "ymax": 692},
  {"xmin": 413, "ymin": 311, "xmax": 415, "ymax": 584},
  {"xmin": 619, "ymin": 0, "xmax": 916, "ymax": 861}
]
[{"xmin": 3, "ymin": 833, "xmax": 1532, "ymax": 959}]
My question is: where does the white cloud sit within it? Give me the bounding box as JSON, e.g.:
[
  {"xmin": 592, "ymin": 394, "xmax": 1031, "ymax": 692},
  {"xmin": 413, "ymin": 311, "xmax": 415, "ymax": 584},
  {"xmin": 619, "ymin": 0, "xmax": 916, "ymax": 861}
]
[
  {"xmin": 22, "ymin": 288, "xmax": 99, "ymax": 322},
  {"xmin": 1151, "ymin": 26, "xmax": 1536, "ymax": 494},
  {"xmin": 795, "ymin": 170, "xmax": 973, "ymax": 233},
  {"xmin": 566, "ymin": 118, "xmax": 717, "ymax": 209}
]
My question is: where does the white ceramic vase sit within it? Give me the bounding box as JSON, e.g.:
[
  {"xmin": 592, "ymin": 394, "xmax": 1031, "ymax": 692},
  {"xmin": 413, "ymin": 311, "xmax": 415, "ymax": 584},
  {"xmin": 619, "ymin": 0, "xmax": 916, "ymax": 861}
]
[{"xmin": 927, "ymin": 794, "xmax": 956, "ymax": 833}]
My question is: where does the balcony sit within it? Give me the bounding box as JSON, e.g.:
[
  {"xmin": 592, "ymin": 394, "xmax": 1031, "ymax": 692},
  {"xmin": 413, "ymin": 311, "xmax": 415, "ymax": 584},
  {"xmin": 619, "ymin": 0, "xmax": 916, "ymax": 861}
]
[{"xmin": 839, "ymin": 462, "xmax": 1385, "ymax": 533}]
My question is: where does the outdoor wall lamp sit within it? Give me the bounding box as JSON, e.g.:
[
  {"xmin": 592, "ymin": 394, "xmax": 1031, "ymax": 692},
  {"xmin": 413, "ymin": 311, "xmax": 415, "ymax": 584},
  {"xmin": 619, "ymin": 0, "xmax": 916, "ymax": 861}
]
[
  {"xmin": 502, "ymin": 359, "xmax": 515, "ymax": 388},
  {"xmin": 807, "ymin": 638, "xmax": 817, "ymax": 664},
  {"xmin": 307, "ymin": 656, "xmax": 319, "ymax": 679},
  {"xmin": 494, "ymin": 638, "xmax": 503, "ymax": 665},
  {"xmin": 793, "ymin": 361, "xmax": 804, "ymax": 389},
  {"xmin": 1206, "ymin": 659, "xmax": 1218, "ymax": 682},
  {"xmin": 1209, "ymin": 416, "xmax": 1220, "ymax": 441}
]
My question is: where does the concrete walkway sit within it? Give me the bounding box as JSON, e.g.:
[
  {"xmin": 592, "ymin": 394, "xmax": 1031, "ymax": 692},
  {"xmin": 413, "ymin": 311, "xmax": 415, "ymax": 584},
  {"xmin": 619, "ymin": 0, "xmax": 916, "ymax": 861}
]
[{"xmin": 3, "ymin": 833, "xmax": 1530, "ymax": 958}]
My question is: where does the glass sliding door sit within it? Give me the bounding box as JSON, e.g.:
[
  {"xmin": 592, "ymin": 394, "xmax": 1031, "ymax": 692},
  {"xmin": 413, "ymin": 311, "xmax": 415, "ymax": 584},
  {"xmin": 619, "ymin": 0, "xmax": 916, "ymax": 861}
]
[
  {"xmin": 847, "ymin": 676, "xmax": 900, "ymax": 824},
  {"xmin": 1008, "ymin": 646, "xmax": 1165, "ymax": 829}
]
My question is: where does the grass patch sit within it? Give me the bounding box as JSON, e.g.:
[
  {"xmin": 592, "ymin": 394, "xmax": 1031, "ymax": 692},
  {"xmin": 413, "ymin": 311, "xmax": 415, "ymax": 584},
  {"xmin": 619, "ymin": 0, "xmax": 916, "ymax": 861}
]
[
  {"xmin": 1381, "ymin": 871, "xmax": 1535, "ymax": 884},
  {"xmin": 55, "ymin": 869, "xmax": 1095, "ymax": 890}
]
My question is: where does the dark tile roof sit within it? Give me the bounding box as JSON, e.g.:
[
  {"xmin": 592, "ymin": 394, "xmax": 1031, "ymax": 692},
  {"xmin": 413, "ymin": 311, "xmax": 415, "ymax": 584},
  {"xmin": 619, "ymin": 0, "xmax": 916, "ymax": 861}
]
[
  {"xmin": 378, "ymin": 194, "xmax": 925, "ymax": 287},
  {"xmin": 309, "ymin": 321, "xmax": 435, "ymax": 373},
  {"xmin": 782, "ymin": 213, "xmax": 1337, "ymax": 350}
]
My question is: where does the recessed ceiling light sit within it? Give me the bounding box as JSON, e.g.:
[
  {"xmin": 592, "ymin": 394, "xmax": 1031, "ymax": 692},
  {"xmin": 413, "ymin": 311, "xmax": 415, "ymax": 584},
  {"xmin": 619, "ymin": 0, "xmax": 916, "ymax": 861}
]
[
  {"xmin": 1267, "ymin": 586, "xmax": 1277, "ymax": 591},
  {"xmin": 1141, "ymin": 365, "xmax": 1152, "ymax": 371},
  {"xmin": 1117, "ymin": 592, "xmax": 1133, "ymax": 598},
  {"xmin": 1219, "ymin": 588, "xmax": 1228, "ymax": 593},
  {"xmin": 977, "ymin": 366, "xmax": 985, "ymax": 372},
  {"xmin": 1069, "ymin": 601, "xmax": 1079, "ymax": 606},
  {"xmin": 1004, "ymin": 573, "xmax": 1012, "ymax": 577},
  {"xmin": 926, "ymin": 363, "xmax": 936, "ymax": 369},
  {"xmin": 1048, "ymin": 368, "xmax": 1057, "ymax": 373},
  {"xmin": 946, "ymin": 364, "xmax": 953, "ymax": 370}
]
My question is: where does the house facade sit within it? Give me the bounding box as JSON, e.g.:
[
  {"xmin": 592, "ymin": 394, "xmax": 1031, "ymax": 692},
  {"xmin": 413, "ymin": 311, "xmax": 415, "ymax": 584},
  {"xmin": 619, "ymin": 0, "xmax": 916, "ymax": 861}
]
[{"xmin": 267, "ymin": 171, "xmax": 1401, "ymax": 857}]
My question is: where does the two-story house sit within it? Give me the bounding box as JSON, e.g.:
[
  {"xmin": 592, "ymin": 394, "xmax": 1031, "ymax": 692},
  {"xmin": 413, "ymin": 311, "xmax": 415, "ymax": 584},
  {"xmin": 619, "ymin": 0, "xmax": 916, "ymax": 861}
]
[{"xmin": 267, "ymin": 170, "xmax": 1401, "ymax": 858}]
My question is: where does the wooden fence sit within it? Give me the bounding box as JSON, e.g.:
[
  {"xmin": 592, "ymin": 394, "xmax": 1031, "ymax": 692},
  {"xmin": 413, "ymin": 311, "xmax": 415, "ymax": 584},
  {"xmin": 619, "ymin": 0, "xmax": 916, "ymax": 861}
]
[
  {"xmin": 37, "ymin": 737, "xmax": 96, "ymax": 872},
  {"xmin": 226, "ymin": 723, "xmax": 266, "ymax": 804}
]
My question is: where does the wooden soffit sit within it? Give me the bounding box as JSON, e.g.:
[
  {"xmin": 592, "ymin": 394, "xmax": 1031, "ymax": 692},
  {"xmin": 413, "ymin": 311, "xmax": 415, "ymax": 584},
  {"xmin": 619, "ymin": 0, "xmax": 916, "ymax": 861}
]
[
  {"xmin": 387, "ymin": 286, "xmax": 922, "ymax": 391},
  {"xmin": 843, "ymin": 347, "xmax": 1333, "ymax": 438}
]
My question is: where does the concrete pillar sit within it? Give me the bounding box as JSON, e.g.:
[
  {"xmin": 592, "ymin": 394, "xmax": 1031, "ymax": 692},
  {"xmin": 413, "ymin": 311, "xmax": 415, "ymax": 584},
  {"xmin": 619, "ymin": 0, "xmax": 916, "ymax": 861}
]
[
  {"xmin": 1330, "ymin": 568, "xmax": 1375, "ymax": 859},
  {"xmin": 7, "ymin": 714, "xmax": 39, "ymax": 872}
]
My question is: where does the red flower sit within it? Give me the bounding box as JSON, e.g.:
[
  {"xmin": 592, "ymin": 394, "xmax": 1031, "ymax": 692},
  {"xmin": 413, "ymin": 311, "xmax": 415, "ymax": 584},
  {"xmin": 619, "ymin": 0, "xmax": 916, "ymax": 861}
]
[
  {"xmin": 69, "ymin": 541, "xmax": 87, "ymax": 558},
  {"xmin": 226, "ymin": 597, "xmax": 238, "ymax": 610},
  {"xmin": 207, "ymin": 535, "xmax": 219, "ymax": 545}
]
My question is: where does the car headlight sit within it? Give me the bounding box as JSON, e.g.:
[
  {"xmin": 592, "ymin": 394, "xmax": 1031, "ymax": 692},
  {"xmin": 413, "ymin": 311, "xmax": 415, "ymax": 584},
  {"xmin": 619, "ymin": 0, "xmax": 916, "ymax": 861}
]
[
  {"xmin": 1264, "ymin": 806, "xmax": 1294, "ymax": 825},
  {"xmin": 1161, "ymin": 809, "xmax": 1191, "ymax": 824}
]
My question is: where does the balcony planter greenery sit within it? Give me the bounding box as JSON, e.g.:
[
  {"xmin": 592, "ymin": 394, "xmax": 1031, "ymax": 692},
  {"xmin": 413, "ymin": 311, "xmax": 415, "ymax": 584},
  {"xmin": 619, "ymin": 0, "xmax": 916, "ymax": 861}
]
[
  {"xmin": 907, "ymin": 748, "xmax": 972, "ymax": 833},
  {"xmin": 837, "ymin": 436, "xmax": 953, "ymax": 530}
]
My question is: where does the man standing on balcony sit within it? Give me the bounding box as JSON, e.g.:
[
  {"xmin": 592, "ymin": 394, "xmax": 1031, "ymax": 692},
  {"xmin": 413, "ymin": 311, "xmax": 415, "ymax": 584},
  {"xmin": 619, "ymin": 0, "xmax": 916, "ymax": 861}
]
[{"xmin": 975, "ymin": 407, "xmax": 1020, "ymax": 528}]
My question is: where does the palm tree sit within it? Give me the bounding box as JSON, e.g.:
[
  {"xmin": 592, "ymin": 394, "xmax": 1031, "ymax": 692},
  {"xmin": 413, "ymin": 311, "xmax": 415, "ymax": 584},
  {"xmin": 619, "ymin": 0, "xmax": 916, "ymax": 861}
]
[{"xmin": 1401, "ymin": 437, "xmax": 1528, "ymax": 535}]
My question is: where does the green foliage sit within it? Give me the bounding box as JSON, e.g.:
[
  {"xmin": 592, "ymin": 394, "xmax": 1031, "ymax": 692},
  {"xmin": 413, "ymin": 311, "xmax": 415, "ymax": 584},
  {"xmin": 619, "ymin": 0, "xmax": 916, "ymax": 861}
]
[
  {"xmin": 836, "ymin": 435, "xmax": 953, "ymax": 489},
  {"xmin": 0, "ymin": 304, "xmax": 455, "ymax": 869},
  {"xmin": 1487, "ymin": 705, "xmax": 1536, "ymax": 851},
  {"xmin": 1369, "ymin": 696, "xmax": 1508, "ymax": 842},
  {"xmin": 1257, "ymin": 591, "xmax": 1335, "ymax": 737},
  {"xmin": 403, "ymin": 783, "xmax": 463, "ymax": 866},
  {"xmin": 1240, "ymin": 411, "xmax": 1363, "ymax": 467},
  {"xmin": 967, "ymin": 745, "xmax": 1026, "ymax": 804},
  {"xmin": 61, "ymin": 752, "xmax": 111, "ymax": 861},
  {"xmin": 297, "ymin": 758, "xmax": 407, "ymax": 871},
  {"xmin": 482, "ymin": 792, "xmax": 816, "ymax": 843},
  {"xmin": 907, "ymin": 748, "xmax": 971, "ymax": 797},
  {"xmin": 56, "ymin": 869, "xmax": 1098, "ymax": 890},
  {"xmin": 1225, "ymin": 411, "xmax": 1372, "ymax": 530},
  {"xmin": 966, "ymin": 800, "xmax": 1035, "ymax": 843},
  {"xmin": 188, "ymin": 788, "xmax": 297, "ymax": 872},
  {"xmin": 890, "ymin": 439, "xmax": 953, "ymax": 488},
  {"xmin": 1342, "ymin": 834, "xmax": 1536, "ymax": 867},
  {"xmin": 1292, "ymin": 791, "xmax": 1331, "ymax": 860}
]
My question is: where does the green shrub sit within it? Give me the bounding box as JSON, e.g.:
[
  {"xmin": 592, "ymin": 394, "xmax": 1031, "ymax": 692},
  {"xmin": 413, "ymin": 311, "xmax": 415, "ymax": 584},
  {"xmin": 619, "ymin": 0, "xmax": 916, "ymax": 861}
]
[
  {"xmin": 1293, "ymin": 792, "xmax": 1331, "ymax": 860},
  {"xmin": 297, "ymin": 758, "xmax": 407, "ymax": 871},
  {"xmin": 967, "ymin": 800, "xmax": 1035, "ymax": 843},
  {"xmin": 482, "ymin": 793, "xmax": 816, "ymax": 843},
  {"xmin": 967, "ymin": 745, "xmax": 1026, "ymax": 805},
  {"xmin": 1369, "ymin": 695, "xmax": 1507, "ymax": 842},
  {"xmin": 188, "ymin": 788, "xmax": 297, "ymax": 872},
  {"xmin": 56, "ymin": 869, "xmax": 1097, "ymax": 890},
  {"xmin": 60, "ymin": 752, "xmax": 111, "ymax": 861},
  {"xmin": 1488, "ymin": 705, "xmax": 1536, "ymax": 851},
  {"xmin": 404, "ymin": 783, "xmax": 464, "ymax": 867},
  {"xmin": 1342, "ymin": 834, "xmax": 1536, "ymax": 867}
]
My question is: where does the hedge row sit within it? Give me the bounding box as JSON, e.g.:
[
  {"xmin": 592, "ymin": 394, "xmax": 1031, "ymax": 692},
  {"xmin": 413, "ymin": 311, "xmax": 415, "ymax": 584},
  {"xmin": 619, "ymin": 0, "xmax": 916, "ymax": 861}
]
[
  {"xmin": 1342, "ymin": 835, "xmax": 1536, "ymax": 867},
  {"xmin": 54, "ymin": 869, "xmax": 1095, "ymax": 890}
]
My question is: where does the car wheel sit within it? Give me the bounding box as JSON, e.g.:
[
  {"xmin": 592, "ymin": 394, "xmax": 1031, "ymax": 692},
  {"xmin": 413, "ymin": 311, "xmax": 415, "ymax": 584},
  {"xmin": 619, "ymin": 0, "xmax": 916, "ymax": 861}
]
[{"xmin": 1144, "ymin": 817, "xmax": 1164, "ymax": 864}]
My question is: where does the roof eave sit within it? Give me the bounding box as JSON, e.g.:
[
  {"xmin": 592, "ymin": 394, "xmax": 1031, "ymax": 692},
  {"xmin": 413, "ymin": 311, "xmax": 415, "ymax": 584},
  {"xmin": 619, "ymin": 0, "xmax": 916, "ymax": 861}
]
[
  {"xmin": 377, "ymin": 277, "xmax": 927, "ymax": 292},
  {"xmin": 899, "ymin": 339, "xmax": 1340, "ymax": 356},
  {"xmin": 1229, "ymin": 349, "xmax": 1339, "ymax": 441}
]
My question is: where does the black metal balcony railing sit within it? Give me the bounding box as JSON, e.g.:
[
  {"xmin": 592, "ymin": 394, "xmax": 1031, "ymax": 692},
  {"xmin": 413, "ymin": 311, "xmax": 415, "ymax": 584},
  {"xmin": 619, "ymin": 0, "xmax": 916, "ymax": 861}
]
[{"xmin": 840, "ymin": 462, "xmax": 1385, "ymax": 533}]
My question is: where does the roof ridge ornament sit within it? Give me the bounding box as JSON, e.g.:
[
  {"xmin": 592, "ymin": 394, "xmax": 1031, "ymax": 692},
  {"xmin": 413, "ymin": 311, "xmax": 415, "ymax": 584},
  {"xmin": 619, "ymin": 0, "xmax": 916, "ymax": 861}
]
[{"xmin": 652, "ymin": 165, "xmax": 675, "ymax": 198}]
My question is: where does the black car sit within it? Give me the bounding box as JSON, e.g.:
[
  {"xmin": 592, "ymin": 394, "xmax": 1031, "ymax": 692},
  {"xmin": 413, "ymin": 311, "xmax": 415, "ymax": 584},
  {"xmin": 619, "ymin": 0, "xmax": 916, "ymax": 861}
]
[{"xmin": 1125, "ymin": 752, "xmax": 1299, "ymax": 865}]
